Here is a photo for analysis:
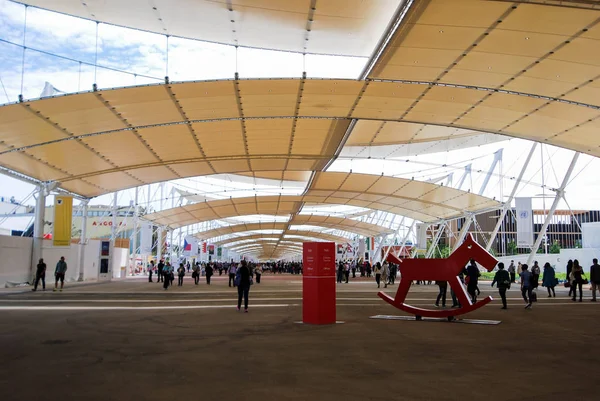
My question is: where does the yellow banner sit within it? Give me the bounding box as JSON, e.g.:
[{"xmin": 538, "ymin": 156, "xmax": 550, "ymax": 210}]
[{"xmin": 53, "ymin": 196, "xmax": 73, "ymax": 246}]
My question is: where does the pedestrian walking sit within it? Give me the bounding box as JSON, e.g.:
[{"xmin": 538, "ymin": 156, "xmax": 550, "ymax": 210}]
[
  {"xmin": 177, "ymin": 263, "xmax": 185, "ymax": 286},
  {"xmin": 228, "ymin": 263, "xmax": 237, "ymax": 287},
  {"xmin": 508, "ymin": 260, "xmax": 516, "ymax": 283},
  {"xmin": 566, "ymin": 259, "xmax": 574, "ymax": 298},
  {"xmin": 53, "ymin": 256, "xmax": 67, "ymax": 292},
  {"xmin": 254, "ymin": 264, "xmax": 263, "ymax": 284},
  {"xmin": 491, "ymin": 262, "xmax": 511, "ymax": 309},
  {"xmin": 571, "ymin": 259, "xmax": 585, "ymax": 302},
  {"xmin": 542, "ymin": 262, "xmax": 557, "ymax": 297},
  {"xmin": 163, "ymin": 263, "xmax": 172, "ymax": 290},
  {"xmin": 590, "ymin": 258, "xmax": 600, "ymax": 302},
  {"xmin": 531, "ymin": 261, "xmax": 541, "ymax": 289},
  {"xmin": 381, "ymin": 262, "xmax": 390, "ymax": 288},
  {"xmin": 374, "ymin": 262, "xmax": 382, "ymax": 288},
  {"xmin": 148, "ymin": 260, "xmax": 155, "ymax": 282},
  {"xmin": 435, "ymin": 281, "xmax": 447, "ymax": 307},
  {"xmin": 520, "ymin": 264, "xmax": 533, "ymax": 309},
  {"xmin": 465, "ymin": 259, "xmax": 480, "ymax": 303},
  {"xmin": 205, "ymin": 263, "xmax": 213, "ymax": 285},
  {"xmin": 32, "ymin": 258, "xmax": 46, "ymax": 291},
  {"xmin": 235, "ymin": 260, "xmax": 252, "ymax": 312},
  {"xmin": 157, "ymin": 259, "xmax": 164, "ymax": 283}
]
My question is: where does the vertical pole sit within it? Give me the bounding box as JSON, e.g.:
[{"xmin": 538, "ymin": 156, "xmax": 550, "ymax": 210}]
[
  {"xmin": 131, "ymin": 186, "xmax": 139, "ymax": 276},
  {"xmin": 486, "ymin": 143, "xmax": 538, "ymax": 251},
  {"xmin": 30, "ymin": 184, "xmax": 46, "ymax": 282},
  {"xmin": 77, "ymin": 199, "xmax": 89, "ymax": 281},
  {"xmin": 527, "ymin": 152, "xmax": 580, "ymax": 265},
  {"xmin": 452, "ymin": 215, "xmax": 473, "ymax": 252},
  {"xmin": 111, "ymin": 191, "xmax": 118, "ymax": 278}
]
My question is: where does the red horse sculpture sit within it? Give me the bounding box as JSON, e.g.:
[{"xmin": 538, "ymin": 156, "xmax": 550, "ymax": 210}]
[{"xmin": 378, "ymin": 234, "xmax": 497, "ymax": 319}]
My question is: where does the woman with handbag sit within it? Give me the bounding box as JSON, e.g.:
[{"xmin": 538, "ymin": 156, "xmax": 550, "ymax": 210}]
[
  {"xmin": 571, "ymin": 259, "xmax": 585, "ymax": 302},
  {"xmin": 542, "ymin": 262, "xmax": 557, "ymax": 297}
]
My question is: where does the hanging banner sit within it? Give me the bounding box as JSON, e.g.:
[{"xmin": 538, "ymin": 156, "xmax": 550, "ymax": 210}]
[
  {"xmin": 515, "ymin": 197, "xmax": 534, "ymax": 248},
  {"xmin": 183, "ymin": 235, "xmax": 199, "ymax": 257},
  {"xmin": 140, "ymin": 222, "xmax": 153, "ymax": 254},
  {"xmin": 202, "ymin": 242, "xmax": 207, "ymax": 254},
  {"xmin": 358, "ymin": 239, "xmax": 365, "ymax": 255},
  {"xmin": 365, "ymin": 237, "xmax": 374, "ymax": 251},
  {"xmin": 208, "ymin": 244, "xmax": 215, "ymax": 255},
  {"xmin": 337, "ymin": 244, "xmax": 344, "ymax": 254},
  {"xmin": 217, "ymin": 247, "xmax": 222, "ymax": 257},
  {"xmin": 53, "ymin": 196, "xmax": 73, "ymax": 246},
  {"xmin": 416, "ymin": 223, "xmax": 428, "ymax": 249}
]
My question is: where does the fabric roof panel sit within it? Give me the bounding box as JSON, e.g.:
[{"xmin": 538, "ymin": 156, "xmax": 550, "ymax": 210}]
[
  {"xmin": 210, "ymin": 159, "xmax": 252, "ymax": 174},
  {"xmin": 503, "ymin": 76, "xmax": 580, "ymax": 99},
  {"xmin": 173, "ymin": 81, "xmax": 239, "ymax": 121},
  {"xmin": 298, "ymin": 80, "xmax": 363, "ymax": 117},
  {"xmin": 138, "ymin": 125, "xmax": 204, "ymax": 161},
  {"xmin": 83, "ymin": 172, "xmax": 142, "ymax": 193},
  {"xmin": 0, "ymin": 151, "xmax": 68, "ymax": 182},
  {"xmin": 125, "ymin": 166, "xmax": 178, "ymax": 184},
  {"xmin": 27, "ymin": 93, "xmax": 125, "ymax": 136},
  {"xmin": 500, "ymin": 3, "xmax": 597, "ymax": 36},
  {"xmin": 98, "ymin": 85, "xmax": 183, "ymax": 127},
  {"xmin": 192, "ymin": 121, "xmax": 246, "ymax": 158},
  {"xmin": 417, "ymin": 0, "xmax": 509, "ymax": 28},
  {"xmin": 169, "ymin": 161, "xmax": 215, "ymax": 178},
  {"xmin": 60, "ymin": 179, "xmax": 105, "ymax": 197},
  {"xmin": 25, "ymin": 140, "xmax": 113, "ymax": 176},
  {"xmin": 81, "ymin": 131, "xmax": 158, "ymax": 167},
  {"xmin": 249, "ymin": 159, "xmax": 289, "ymax": 171},
  {"xmin": 477, "ymin": 29, "xmax": 568, "ymax": 59},
  {"xmin": 0, "ymin": 104, "xmax": 69, "ymax": 148}
]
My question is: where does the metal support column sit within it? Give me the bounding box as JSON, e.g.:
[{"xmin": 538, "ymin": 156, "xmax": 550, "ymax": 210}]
[
  {"xmin": 77, "ymin": 199, "xmax": 89, "ymax": 281},
  {"xmin": 130, "ymin": 187, "xmax": 139, "ymax": 274},
  {"xmin": 527, "ymin": 152, "xmax": 580, "ymax": 265},
  {"xmin": 30, "ymin": 184, "xmax": 46, "ymax": 282},
  {"xmin": 486, "ymin": 143, "xmax": 537, "ymax": 252},
  {"xmin": 452, "ymin": 215, "xmax": 474, "ymax": 252},
  {"xmin": 109, "ymin": 191, "xmax": 118, "ymax": 278},
  {"xmin": 426, "ymin": 222, "xmax": 446, "ymax": 258}
]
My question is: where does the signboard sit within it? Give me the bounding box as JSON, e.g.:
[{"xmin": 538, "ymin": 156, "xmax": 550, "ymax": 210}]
[
  {"xmin": 303, "ymin": 242, "xmax": 336, "ymax": 324},
  {"xmin": 53, "ymin": 196, "xmax": 73, "ymax": 246},
  {"xmin": 515, "ymin": 197, "xmax": 534, "ymax": 248},
  {"xmin": 140, "ymin": 222, "xmax": 153, "ymax": 253}
]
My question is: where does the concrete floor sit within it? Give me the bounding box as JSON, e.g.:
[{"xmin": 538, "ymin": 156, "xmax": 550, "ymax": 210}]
[{"xmin": 0, "ymin": 274, "xmax": 598, "ymax": 401}]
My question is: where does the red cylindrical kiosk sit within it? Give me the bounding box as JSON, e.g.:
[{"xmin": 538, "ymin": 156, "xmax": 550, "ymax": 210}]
[{"xmin": 302, "ymin": 242, "xmax": 336, "ymax": 324}]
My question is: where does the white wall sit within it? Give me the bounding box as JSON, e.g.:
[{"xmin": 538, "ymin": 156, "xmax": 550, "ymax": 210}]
[
  {"xmin": 0, "ymin": 235, "xmax": 33, "ymax": 286},
  {"xmin": 111, "ymin": 247, "xmax": 128, "ymax": 279},
  {"xmin": 0, "ymin": 235, "xmax": 106, "ymax": 287},
  {"xmin": 497, "ymin": 248, "xmax": 600, "ymax": 273},
  {"xmin": 42, "ymin": 240, "xmax": 80, "ymax": 282}
]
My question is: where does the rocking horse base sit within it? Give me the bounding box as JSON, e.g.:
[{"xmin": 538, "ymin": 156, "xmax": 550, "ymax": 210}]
[{"xmin": 369, "ymin": 315, "xmax": 501, "ymax": 325}]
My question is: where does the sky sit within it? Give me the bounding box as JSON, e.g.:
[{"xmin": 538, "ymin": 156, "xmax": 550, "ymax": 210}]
[{"xmin": 1, "ymin": 0, "xmax": 600, "ymax": 219}]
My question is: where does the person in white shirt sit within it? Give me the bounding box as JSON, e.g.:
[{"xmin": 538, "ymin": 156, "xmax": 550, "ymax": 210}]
[{"xmin": 228, "ymin": 264, "xmax": 237, "ymax": 287}]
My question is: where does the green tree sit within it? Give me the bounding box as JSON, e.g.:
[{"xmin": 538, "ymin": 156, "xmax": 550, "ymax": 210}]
[
  {"xmin": 506, "ymin": 240, "xmax": 517, "ymax": 256},
  {"xmin": 549, "ymin": 240, "xmax": 561, "ymax": 254}
]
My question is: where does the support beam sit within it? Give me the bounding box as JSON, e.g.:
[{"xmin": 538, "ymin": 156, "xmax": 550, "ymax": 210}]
[
  {"xmin": 427, "ymin": 221, "xmax": 446, "ymax": 258},
  {"xmin": 130, "ymin": 186, "xmax": 139, "ymax": 274},
  {"xmin": 110, "ymin": 191, "xmax": 117, "ymax": 278},
  {"xmin": 77, "ymin": 199, "xmax": 89, "ymax": 281},
  {"xmin": 452, "ymin": 215, "xmax": 474, "ymax": 252},
  {"xmin": 486, "ymin": 143, "xmax": 537, "ymax": 252},
  {"xmin": 30, "ymin": 184, "xmax": 46, "ymax": 282},
  {"xmin": 527, "ymin": 152, "xmax": 580, "ymax": 265}
]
